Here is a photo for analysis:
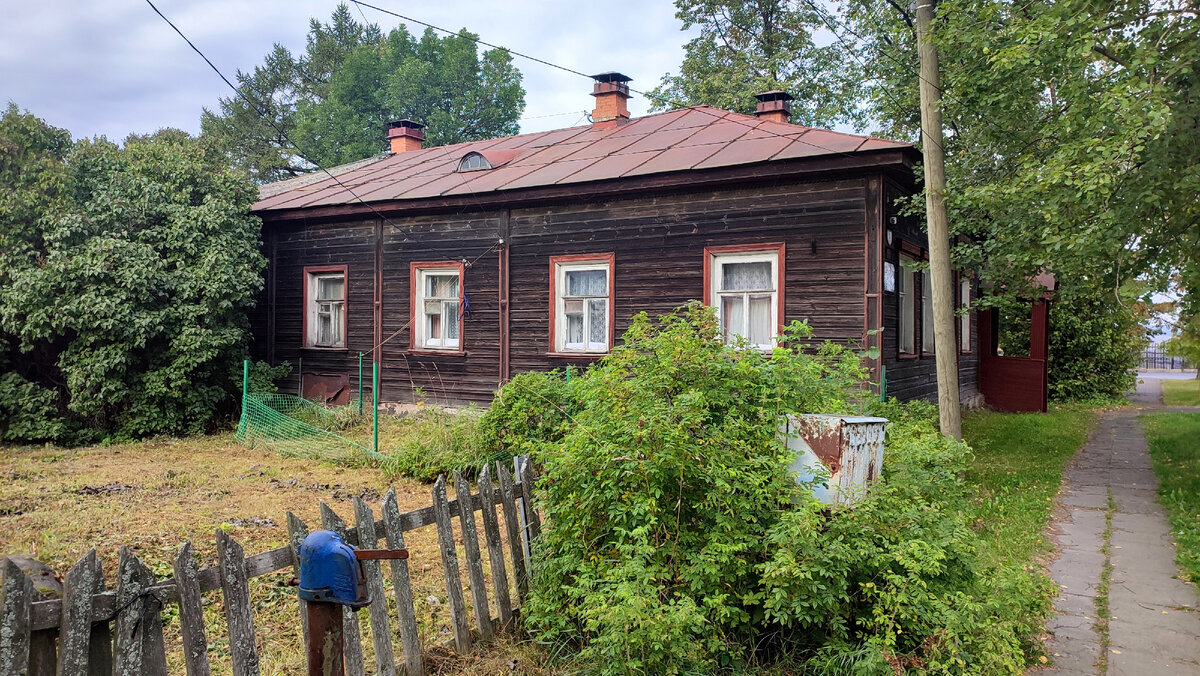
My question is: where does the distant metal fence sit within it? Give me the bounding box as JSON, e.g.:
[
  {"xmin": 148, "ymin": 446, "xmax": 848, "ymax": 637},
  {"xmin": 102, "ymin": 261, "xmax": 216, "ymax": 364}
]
[{"xmin": 1141, "ymin": 348, "xmax": 1192, "ymax": 370}]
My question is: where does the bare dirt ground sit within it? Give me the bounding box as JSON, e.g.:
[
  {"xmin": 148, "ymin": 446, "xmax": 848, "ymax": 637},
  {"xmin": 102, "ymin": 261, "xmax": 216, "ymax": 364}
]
[{"xmin": 0, "ymin": 433, "xmax": 553, "ymax": 675}]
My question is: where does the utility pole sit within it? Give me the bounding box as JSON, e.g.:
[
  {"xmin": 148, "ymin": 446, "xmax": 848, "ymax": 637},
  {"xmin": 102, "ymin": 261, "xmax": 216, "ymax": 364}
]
[{"xmin": 915, "ymin": 0, "xmax": 962, "ymax": 440}]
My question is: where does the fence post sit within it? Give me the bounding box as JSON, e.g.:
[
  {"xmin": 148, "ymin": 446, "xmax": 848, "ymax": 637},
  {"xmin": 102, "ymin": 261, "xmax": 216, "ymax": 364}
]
[
  {"xmin": 60, "ymin": 550, "xmax": 109, "ymax": 676},
  {"xmin": 353, "ymin": 498, "xmax": 396, "ymax": 676},
  {"xmin": 381, "ymin": 488, "xmax": 423, "ymax": 676},
  {"xmin": 113, "ymin": 547, "xmax": 168, "ymax": 676},
  {"xmin": 432, "ymin": 475, "xmax": 471, "ymax": 653},
  {"xmin": 0, "ymin": 557, "xmax": 32, "ymax": 676},
  {"xmin": 358, "ymin": 353, "xmax": 364, "ymax": 416},
  {"xmin": 319, "ymin": 504, "xmax": 366, "ymax": 676},
  {"xmin": 477, "ymin": 466, "xmax": 512, "ymax": 626},
  {"xmin": 453, "ymin": 472, "xmax": 493, "ymax": 641},
  {"xmin": 372, "ymin": 361, "xmax": 379, "ymax": 456},
  {"xmin": 173, "ymin": 542, "xmax": 211, "ymax": 676}
]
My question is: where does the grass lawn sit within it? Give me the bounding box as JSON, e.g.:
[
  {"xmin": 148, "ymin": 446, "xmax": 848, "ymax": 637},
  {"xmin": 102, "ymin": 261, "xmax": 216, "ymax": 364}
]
[
  {"xmin": 961, "ymin": 405, "xmax": 1099, "ymax": 568},
  {"xmin": 1142, "ymin": 413, "xmax": 1200, "ymax": 584},
  {"xmin": 1160, "ymin": 378, "xmax": 1200, "ymax": 406},
  {"xmin": 0, "ymin": 434, "xmax": 549, "ymax": 675}
]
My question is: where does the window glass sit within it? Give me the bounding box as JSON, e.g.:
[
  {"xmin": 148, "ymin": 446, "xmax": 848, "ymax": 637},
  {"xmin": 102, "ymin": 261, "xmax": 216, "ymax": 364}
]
[
  {"xmin": 922, "ymin": 271, "xmax": 935, "ymax": 353},
  {"xmin": 307, "ymin": 270, "xmax": 345, "ymax": 348},
  {"xmin": 554, "ymin": 259, "xmax": 612, "ymax": 353},
  {"xmin": 898, "ymin": 255, "xmax": 916, "ymax": 354},
  {"xmin": 711, "ymin": 250, "xmax": 779, "ymax": 350},
  {"xmin": 416, "ymin": 268, "xmax": 461, "ymax": 349},
  {"xmin": 960, "ymin": 277, "xmax": 971, "ymax": 352}
]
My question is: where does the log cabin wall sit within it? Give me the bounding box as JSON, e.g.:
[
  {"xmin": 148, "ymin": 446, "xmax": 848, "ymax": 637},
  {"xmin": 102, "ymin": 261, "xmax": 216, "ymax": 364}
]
[{"xmin": 880, "ymin": 181, "xmax": 981, "ymax": 404}]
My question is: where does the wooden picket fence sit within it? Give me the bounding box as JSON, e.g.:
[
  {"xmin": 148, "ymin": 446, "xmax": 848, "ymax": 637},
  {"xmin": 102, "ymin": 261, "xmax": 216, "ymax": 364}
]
[{"xmin": 0, "ymin": 459, "xmax": 541, "ymax": 676}]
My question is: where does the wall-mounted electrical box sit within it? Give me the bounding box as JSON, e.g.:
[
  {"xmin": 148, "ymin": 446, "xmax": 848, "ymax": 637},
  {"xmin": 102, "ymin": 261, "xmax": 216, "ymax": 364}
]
[{"xmin": 780, "ymin": 414, "xmax": 888, "ymax": 505}]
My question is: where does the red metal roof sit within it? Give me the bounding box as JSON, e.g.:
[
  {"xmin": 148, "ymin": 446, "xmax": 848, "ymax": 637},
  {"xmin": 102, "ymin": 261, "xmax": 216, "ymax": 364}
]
[{"xmin": 253, "ymin": 106, "xmax": 912, "ymax": 213}]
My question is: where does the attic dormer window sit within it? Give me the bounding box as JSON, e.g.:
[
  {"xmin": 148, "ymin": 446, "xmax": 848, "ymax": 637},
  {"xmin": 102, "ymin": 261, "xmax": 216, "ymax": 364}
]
[{"xmin": 457, "ymin": 152, "xmax": 492, "ymax": 172}]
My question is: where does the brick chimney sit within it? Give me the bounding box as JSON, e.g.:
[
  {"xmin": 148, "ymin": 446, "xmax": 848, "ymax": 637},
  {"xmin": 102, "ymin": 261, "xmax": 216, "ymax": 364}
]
[
  {"xmin": 590, "ymin": 72, "xmax": 632, "ymax": 129},
  {"xmin": 386, "ymin": 119, "xmax": 425, "ymax": 153},
  {"xmin": 754, "ymin": 90, "xmax": 794, "ymax": 124}
]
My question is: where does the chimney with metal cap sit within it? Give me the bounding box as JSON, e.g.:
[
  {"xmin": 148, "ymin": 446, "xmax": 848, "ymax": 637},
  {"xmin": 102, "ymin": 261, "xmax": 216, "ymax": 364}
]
[
  {"xmin": 386, "ymin": 119, "xmax": 424, "ymax": 153},
  {"xmin": 590, "ymin": 72, "xmax": 632, "ymax": 129},
  {"xmin": 754, "ymin": 90, "xmax": 794, "ymax": 124}
]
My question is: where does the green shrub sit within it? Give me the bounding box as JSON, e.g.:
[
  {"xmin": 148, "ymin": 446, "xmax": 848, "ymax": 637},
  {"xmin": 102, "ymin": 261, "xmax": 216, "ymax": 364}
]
[
  {"xmin": 1048, "ymin": 287, "xmax": 1146, "ymax": 401},
  {"xmin": 0, "ymin": 372, "xmax": 69, "ymax": 443},
  {"xmin": 477, "ymin": 369, "xmax": 573, "ymax": 467},
  {"xmin": 379, "ymin": 408, "xmax": 487, "ymax": 481},
  {"xmin": 524, "ymin": 303, "xmax": 1032, "ymax": 674}
]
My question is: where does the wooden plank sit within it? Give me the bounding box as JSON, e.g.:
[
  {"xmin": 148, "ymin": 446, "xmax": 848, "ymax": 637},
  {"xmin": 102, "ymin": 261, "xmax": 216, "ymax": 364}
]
[
  {"xmin": 27, "ymin": 578, "xmax": 57, "ymax": 676},
  {"xmin": 320, "ymin": 503, "xmax": 365, "ymax": 676},
  {"xmin": 476, "ymin": 466, "xmax": 512, "ymax": 626},
  {"xmin": 285, "ymin": 512, "xmax": 310, "ymax": 649},
  {"xmin": 0, "ymin": 557, "xmax": 32, "ymax": 676},
  {"xmin": 85, "ymin": 558, "xmax": 112, "ymax": 676},
  {"xmin": 453, "ymin": 472, "xmax": 493, "ymax": 641},
  {"xmin": 496, "ymin": 463, "xmax": 528, "ymax": 601},
  {"xmin": 353, "ymin": 498, "xmax": 396, "ymax": 676},
  {"xmin": 381, "ymin": 488, "xmax": 423, "ymax": 676},
  {"xmin": 216, "ymin": 531, "xmax": 260, "ymax": 676},
  {"xmin": 432, "ymin": 475, "xmax": 471, "ymax": 652},
  {"xmin": 173, "ymin": 542, "xmax": 211, "ymax": 676},
  {"xmin": 519, "ymin": 457, "xmax": 542, "ymax": 546},
  {"xmin": 112, "ymin": 547, "xmax": 168, "ymax": 676},
  {"xmin": 59, "ymin": 550, "xmax": 103, "ymax": 676}
]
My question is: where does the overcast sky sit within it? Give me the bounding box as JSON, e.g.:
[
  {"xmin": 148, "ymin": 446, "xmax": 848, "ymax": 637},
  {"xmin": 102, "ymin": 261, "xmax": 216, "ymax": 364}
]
[{"xmin": 0, "ymin": 0, "xmax": 699, "ymax": 142}]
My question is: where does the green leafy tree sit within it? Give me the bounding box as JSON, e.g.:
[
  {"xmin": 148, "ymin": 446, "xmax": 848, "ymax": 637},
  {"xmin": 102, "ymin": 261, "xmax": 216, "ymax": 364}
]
[
  {"xmin": 0, "ymin": 107, "xmax": 265, "ymax": 442},
  {"xmin": 1047, "ymin": 283, "xmax": 1148, "ymax": 401},
  {"xmin": 650, "ymin": 0, "xmax": 865, "ymax": 126},
  {"xmin": 202, "ymin": 4, "xmax": 525, "ymax": 179}
]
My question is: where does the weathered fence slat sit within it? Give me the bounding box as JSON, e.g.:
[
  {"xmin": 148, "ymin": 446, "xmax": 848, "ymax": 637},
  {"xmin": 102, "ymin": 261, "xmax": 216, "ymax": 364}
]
[
  {"xmin": 519, "ymin": 459, "xmax": 542, "ymax": 545},
  {"xmin": 216, "ymin": 531, "xmax": 260, "ymax": 676},
  {"xmin": 381, "ymin": 488, "xmax": 423, "ymax": 676},
  {"xmin": 353, "ymin": 497, "xmax": 397, "ymax": 676},
  {"xmin": 453, "ymin": 472, "xmax": 493, "ymax": 641},
  {"xmin": 84, "ymin": 556, "xmax": 112, "ymax": 676},
  {"xmin": 476, "ymin": 466, "xmax": 512, "ymax": 626},
  {"xmin": 113, "ymin": 547, "xmax": 168, "ymax": 676},
  {"xmin": 496, "ymin": 463, "xmax": 529, "ymax": 601},
  {"xmin": 59, "ymin": 550, "xmax": 102, "ymax": 676},
  {"xmin": 285, "ymin": 512, "xmax": 310, "ymax": 650},
  {"xmin": 25, "ymin": 569, "xmax": 57, "ymax": 676},
  {"xmin": 0, "ymin": 557, "xmax": 32, "ymax": 676},
  {"xmin": 432, "ymin": 475, "xmax": 471, "ymax": 652},
  {"xmin": 320, "ymin": 503, "xmax": 366, "ymax": 676},
  {"xmin": 172, "ymin": 542, "xmax": 211, "ymax": 676}
]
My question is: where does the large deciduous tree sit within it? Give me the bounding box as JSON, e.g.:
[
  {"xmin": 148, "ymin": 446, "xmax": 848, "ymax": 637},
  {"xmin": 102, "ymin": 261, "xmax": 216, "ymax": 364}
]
[
  {"xmin": 0, "ymin": 105, "xmax": 264, "ymax": 443},
  {"xmin": 201, "ymin": 3, "xmax": 525, "ymax": 180}
]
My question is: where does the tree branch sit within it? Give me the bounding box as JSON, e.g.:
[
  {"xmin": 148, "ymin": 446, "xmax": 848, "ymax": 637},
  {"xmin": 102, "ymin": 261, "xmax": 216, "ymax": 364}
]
[{"xmin": 1092, "ymin": 43, "xmax": 1128, "ymax": 68}]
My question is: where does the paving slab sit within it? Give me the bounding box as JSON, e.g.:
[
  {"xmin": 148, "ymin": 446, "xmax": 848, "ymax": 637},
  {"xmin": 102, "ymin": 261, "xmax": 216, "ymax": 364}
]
[{"xmin": 1033, "ymin": 378, "xmax": 1200, "ymax": 674}]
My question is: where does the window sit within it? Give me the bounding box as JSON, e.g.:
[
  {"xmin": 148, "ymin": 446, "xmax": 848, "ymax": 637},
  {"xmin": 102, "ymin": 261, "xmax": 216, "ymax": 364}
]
[
  {"xmin": 922, "ymin": 269, "xmax": 935, "ymax": 353},
  {"xmin": 411, "ymin": 263, "xmax": 464, "ymax": 352},
  {"xmin": 550, "ymin": 254, "xmax": 614, "ymax": 354},
  {"xmin": 959, "ymin": 276, "xmax": 971, "ymax": 353},
  {"xmin": 898, "ymin": 255, "xmax": 916, "ymax": 355},
  {"xmin": 457, "ymin": 152, "xmax": 491, "ymax": 172},
  {"xmin": 705, "ymin": 244, "xmax": 784, "ymax": 350},
  {"xmin": 304, "ymin": 266, "xmax": 347, "ymax": 349}
]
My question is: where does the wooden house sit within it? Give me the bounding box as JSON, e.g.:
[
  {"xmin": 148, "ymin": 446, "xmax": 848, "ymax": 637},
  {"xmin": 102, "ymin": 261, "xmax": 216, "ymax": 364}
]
[{"xmin": 249, "ymin": 74, "xmax": 983, "ymax": 407}]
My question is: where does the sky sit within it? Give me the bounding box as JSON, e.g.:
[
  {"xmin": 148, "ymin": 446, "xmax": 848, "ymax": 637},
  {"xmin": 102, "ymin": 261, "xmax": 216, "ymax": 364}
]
[{"xmin": 0, "ymin": 0, "xmax": 699, "ymax": 142}]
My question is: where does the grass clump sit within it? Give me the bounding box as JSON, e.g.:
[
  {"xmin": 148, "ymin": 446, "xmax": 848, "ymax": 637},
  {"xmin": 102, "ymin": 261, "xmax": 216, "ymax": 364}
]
[
  {"xmin": 1160, "ymin": 378, "xmax": 1200, "ymax": 406},
  {"xmin": 1142, "ymin": 412, "xmax": 1200, "ymax": 583}
]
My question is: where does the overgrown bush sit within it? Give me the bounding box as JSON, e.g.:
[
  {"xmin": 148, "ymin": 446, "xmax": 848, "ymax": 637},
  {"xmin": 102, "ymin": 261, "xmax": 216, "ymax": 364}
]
[
  {"xmin": 523, "ymin": 304, "xmax": 1032, "ymax": 674},
  {"xmin": 476, "ymin": 368, "xmax": 573, "ymax": 467},
  {"xmin": 1048, "ymin": 286, "xmax": 1146, "ymax": 402},
  {"xmin": 379, "ymin": 407, "xmax": 487, "ymax": 481}
]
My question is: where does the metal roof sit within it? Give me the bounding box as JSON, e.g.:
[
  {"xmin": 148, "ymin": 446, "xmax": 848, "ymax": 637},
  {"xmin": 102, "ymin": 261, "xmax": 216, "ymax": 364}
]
[{"xmin": 252, "ymin": 106, "xmax": 913, "ymax": 213}]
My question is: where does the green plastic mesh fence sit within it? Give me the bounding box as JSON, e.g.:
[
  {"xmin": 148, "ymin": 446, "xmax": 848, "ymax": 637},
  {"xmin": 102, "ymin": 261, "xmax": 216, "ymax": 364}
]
[{"xmin": 235, "ymin": 392, "xmax": 384, "ymax": 463}]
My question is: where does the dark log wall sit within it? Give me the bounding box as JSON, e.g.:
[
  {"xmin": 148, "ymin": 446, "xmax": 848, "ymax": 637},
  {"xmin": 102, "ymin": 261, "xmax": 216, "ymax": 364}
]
[
  {"xmin": 880, "ymin": 181, "xmax": 980, "ymax": 404},
  {"xmin": 252, "ymin": 174, "xmax": 974, "ymax": 406}
]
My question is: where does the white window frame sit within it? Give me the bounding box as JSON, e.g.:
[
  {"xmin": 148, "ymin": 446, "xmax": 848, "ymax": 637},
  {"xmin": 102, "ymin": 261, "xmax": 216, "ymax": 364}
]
[
  {"xmin": 707, "ymin": 246, "xmax": 783, "ymax": 351},
  {"xmin": 960, "ymin": 276, "xmax": 972, "ymax": 353},
  {"xmin": 898, "ymin": 254, "xmax": 916, "ymax": 355},
  {"xmin": 305, "ymin": 267, "xmax": 346, "ymax": 349},
  {"xmin": 412, "ymin": 264, "xmax": 463, "ymax": 352},
  {"xmin": 551, "ymin": 256, "xmax": 613, "ymax": 354}
]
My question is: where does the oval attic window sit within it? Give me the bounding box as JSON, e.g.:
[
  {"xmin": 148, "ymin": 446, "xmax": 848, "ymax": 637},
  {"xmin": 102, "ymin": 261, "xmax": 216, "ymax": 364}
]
[{"xmin": 457, "ymin": 152, "xmax": 492, "ymax": 172}]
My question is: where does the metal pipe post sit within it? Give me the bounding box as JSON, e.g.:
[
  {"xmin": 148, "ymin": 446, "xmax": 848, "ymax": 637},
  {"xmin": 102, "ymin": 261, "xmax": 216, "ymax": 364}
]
[
  {"xmin": 358, "ymin": 352, "xmax": 364, "ymax": 415},
  {"xmin": 304, "ymin": 601, "xmax": 344, "ymax": 676},
  {"xmin": 241, "ymin": 359, "xmax": 249, "ymax": 423},
  {"xmin": 372, "ymin": 361, "xmax": 379, "ymax": 455}
]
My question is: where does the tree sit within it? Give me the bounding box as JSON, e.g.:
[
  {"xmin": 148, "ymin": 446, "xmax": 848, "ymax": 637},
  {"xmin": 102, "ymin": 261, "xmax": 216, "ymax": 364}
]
[
  {"xmin": 201, "ymin": 4, "xmax": 525, "ymax": 179},
  {"xmin": 0, "ymin": 106, "xmax": 265, "ymax": 443},
  {"xmin": 649, "ymin": 0, "xmax": 865, "ymax": 126}
]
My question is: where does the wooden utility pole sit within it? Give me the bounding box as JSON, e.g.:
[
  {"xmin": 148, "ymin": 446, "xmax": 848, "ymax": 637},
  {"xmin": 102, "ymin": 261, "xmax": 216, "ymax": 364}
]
[{"xmin": 915, "ymin": 0, "xmax": 962, "ymax": 439}]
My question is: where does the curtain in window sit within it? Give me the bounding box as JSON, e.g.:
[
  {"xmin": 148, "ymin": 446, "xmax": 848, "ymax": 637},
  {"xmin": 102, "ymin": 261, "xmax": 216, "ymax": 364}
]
[
  {"xmin": 720, "ymin": 261, "xmax": 772, "ymax": 291},
  {"xmin": 566, "ymin": 269, "xmax": 606, "ymax": 296}
]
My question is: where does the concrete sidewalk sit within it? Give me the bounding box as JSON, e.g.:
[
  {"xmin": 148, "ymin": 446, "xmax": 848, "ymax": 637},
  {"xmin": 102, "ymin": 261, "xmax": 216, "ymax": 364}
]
[{"xmin": 1038, "ymin": 379, "xmax": 1200, "ymax": 675}]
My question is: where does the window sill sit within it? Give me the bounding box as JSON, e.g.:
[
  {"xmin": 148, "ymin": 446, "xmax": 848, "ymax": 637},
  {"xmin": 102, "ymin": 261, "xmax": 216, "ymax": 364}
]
[
  {"xmin": 898, "ymin": 353, "xmax": 920, "ymax": 360},
  {"xmin": 303, "ymin": 345, "xmax": 350, "ymax": 352},
  {"xmin": 546, "ymin": 351, "xmax": 607, "ymax": 359},
  {"xmin": 409, "ymin": 348, "xmax": 467, "ymax": 357}
]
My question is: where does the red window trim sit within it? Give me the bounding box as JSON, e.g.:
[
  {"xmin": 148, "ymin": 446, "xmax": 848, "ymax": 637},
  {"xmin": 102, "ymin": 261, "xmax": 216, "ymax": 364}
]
[
  {"xmin": 548, "ymin": 253, "xmax": 616, "ymax": 356},
  {"xmin": 302, "ymin": 265, "xmax": 348, "ymax": 350},
  {"xmin": 409, "ymin": 261, "xmax": 466, "ymax": 355},
  {"xmin": 703, "ymin": 242, "xmax": 787, "ymax": 342}
]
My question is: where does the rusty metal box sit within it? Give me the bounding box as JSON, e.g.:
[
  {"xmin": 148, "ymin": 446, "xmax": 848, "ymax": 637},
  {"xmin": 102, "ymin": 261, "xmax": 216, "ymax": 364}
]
[{"xmin": 779, "ymin": 414, "xmax": 888, "ymax": 505}]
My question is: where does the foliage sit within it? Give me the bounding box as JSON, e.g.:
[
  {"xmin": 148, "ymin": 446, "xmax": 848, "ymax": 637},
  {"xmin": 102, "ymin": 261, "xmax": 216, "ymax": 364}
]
[
  {"xmin": 650, "ymin": 0, "xmax": 865, "ymax": 126},
  {"xmin": 1143, "ymin": 413, "xmax": 1200, "ymax": 584},
  {"xmin": 524, "ymin": 304, "xmax": 1036, "ymax": 673},
  {"xmin": 477, "ymin": 369, "xmax": 573, "ymax": 467},
  {"xmin": 377, "ymin": 407, "xmax": 487, "ymax": 482},
  {"xmin": 1047, "ymin": 285, "xmax": 1147, "ymax": 401},
  {"xmin": 245, "ymin": 360, "xmax": 292, "ymax": 396},
  {"xmin": 201, "ymin": 3, "xmax": 525, "ymax": 181},
  {"xmin": 0, "ymin": 106, "xmax": 264, "ymax": 443}
]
